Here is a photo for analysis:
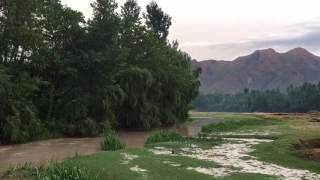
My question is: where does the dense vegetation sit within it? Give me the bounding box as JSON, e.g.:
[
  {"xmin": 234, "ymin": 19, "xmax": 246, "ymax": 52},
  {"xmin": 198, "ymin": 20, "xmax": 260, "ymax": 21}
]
[
  {"xmin": 0, "ymin": 0, "xmax": 200, "ymax": 144},
  {"xmin": 194, "ymin": 83, "xmax": 320, "ymax": 112}
]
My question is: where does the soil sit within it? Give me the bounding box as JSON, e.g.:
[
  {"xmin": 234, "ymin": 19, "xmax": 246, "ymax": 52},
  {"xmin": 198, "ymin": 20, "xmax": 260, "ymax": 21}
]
[{"xmin": 298, "ymin": 139, "xmax": 320, "ymax": 161}]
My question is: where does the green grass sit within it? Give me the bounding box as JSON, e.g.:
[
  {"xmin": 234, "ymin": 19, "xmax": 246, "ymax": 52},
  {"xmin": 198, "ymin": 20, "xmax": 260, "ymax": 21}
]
[
  {"xmin": 4, "ymin": 112, "xmax": 320, "ymax": 180},
  {"xmin": 145, "ymin": 137, "xmax": 224, "ymax": 150},
  {"xmin": 3, "ymin": 161, "xmax": 99, "ymax": 180},
  {"xmin": 201, "ymin": 114, "xmax": 277, "ymax": 133},
  {"xmin": 46, "ymin": 149, "xmax": 276, "ymax": 180},
  {"xmin": 250, "ymin": 114, "xmax": 320, "ymax": 173},
  {"xmin": 101, "ymin": 132, "xmax": 126, "ymax": 151},
  {"xmin": 145, "ymin": 131, "xmax": 184, "ymax": 145},
  {"xmin": 199, "ymin": 112, "xmax": 320, "ymax": 174}
]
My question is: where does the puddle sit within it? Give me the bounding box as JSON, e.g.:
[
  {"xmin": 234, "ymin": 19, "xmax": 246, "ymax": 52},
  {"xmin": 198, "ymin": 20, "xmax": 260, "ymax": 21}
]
[
  {"xmin": 130, "ymin": 165, "xmax": 148, "ymax": 173},
  {"xmin": 186, "ymin": 167, "xmax": 231, "ymax": 177},
  {"xmin": 163, "ymin": 160, "xmax": 181, "ymax": 167},
  {"xmin": 174, "ymin": 118, "xmax": 225, "ymax": 137}
]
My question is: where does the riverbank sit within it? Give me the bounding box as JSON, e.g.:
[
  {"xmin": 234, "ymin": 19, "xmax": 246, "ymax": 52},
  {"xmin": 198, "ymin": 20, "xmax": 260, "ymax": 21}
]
[
  {"xmin": 0, "ymin": 116, "xmax": 218, "ymax": 174},
  {"xmin": 2, "ymin": 113, "xmax": 320, "ymax": 179}
]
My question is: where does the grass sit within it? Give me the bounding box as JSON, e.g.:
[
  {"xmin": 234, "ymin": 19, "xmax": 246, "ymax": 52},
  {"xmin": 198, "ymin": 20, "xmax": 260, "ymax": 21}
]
[
  {"xmin": 201, "ymin": 115, "xmax": 276, "ymax": 133},
  {"xmin": 145, "ymin": 131, "xmax": 184, "ymax": 145},
  {"xmin": 197, "ymin": 112, "xmax": 320, "ymax": 173},
  {"xmin": 4, "ymin": 112, "xmax": 320, "ymax": 179},
  {"xmin": 4, "ymin": 161, "xmax": 100, "ymax": 180},
  {"xmin": 38, "ymin": 149, "xmax": 276, "ymax": 180},
  {"xmin": 101, "ymin": 132, "xmax": 126, "ymax": 151},
  {"xmin": 250, "ymin": 113, "xmax": 320, "ymax": 173}
]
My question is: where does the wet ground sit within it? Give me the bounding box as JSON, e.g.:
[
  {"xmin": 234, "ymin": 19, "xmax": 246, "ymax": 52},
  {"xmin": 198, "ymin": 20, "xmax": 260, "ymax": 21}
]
[
  {"xmin": 149, "ymin": 138, "xmax": 320, "ymax": 180},
  {"xmin": 0, "ymin": 118, "xmax": 217, "ymax": 174}
]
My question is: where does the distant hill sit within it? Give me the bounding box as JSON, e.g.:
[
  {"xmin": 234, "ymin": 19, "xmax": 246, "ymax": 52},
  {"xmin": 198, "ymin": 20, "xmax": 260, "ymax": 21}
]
[{"xmin": 193, "ymin": 48, "xmax": 320, "ymax": 94}]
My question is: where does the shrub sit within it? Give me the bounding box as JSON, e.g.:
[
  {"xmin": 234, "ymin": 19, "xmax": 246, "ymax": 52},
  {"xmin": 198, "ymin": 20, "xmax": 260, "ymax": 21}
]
[
  {"xmin": 100, "ymin": 132, "xmax": 125, "ymax": 151},
  {"xmin": 77, "ymin": 118, "xmax": 99, "ymax": 137},
  {"xmin": 145, "ymin": 131, "xmax": 183, "ymax": 145}
]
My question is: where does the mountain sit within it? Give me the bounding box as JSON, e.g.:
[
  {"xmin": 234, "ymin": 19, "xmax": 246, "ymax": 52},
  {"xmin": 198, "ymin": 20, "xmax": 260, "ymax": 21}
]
[{"xmin": 193, "ymin": 48, "xmax": 320, "ymax": 94}]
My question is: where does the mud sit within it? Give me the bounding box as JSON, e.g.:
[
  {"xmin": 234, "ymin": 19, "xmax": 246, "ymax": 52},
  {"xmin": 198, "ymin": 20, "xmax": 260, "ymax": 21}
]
[{"xmin": 297, "ymin": 139, "xmax": 320, "ymax": 161}]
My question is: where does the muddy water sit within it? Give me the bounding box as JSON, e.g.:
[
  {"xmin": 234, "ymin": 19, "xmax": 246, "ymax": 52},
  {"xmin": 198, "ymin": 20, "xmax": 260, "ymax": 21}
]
[
  {"xmin": 174, "ymin": 117, "xmax": 223, "ymax": 137},
  {"xmin": 0, "ymin": 138, "xmax": 102, "ymax": 174},
  {"xmin": 0, "ymin": 118, "xmax": 218, "ymax": 174}
]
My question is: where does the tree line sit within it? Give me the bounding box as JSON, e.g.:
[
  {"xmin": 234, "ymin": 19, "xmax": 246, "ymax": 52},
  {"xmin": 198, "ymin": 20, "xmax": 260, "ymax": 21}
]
[
  {"xmin": 0, "ymin": 0, "xmax": 200, "ymax": 144},
  {"xmin": 194, "ymin": 83, "xmax": 320, "ymax": 113}
]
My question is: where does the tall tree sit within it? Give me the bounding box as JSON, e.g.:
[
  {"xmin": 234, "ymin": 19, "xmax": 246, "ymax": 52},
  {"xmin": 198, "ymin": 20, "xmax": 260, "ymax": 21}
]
[{"xmin": 145, "ymin": 1, "xmax": 172, "ymax": 41}]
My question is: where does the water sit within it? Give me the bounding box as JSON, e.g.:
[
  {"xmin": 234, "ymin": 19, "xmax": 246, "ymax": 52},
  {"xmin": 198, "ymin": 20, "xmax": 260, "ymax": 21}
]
[{"xmin": 0, "ymin": 117, "xmax": 219, "ymax": 174}]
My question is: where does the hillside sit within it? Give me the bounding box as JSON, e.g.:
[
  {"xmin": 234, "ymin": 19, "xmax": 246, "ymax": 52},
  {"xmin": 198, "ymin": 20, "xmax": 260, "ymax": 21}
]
[{"xmin": 193, "ymin": 48, "xmax": 320, "ymax": 94}]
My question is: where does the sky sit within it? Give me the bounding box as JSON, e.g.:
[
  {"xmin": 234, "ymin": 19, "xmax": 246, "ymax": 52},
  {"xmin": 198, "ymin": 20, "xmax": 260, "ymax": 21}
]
[{"xmin": 61, "ymin": 0, "xmax": 320, "ymax": 60}]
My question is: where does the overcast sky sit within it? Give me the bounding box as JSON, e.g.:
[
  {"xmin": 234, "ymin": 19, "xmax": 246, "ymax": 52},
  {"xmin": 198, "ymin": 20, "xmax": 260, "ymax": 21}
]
[{"xmin": 61, "ymin": 0, "xmax": 320, "ymax": 60}]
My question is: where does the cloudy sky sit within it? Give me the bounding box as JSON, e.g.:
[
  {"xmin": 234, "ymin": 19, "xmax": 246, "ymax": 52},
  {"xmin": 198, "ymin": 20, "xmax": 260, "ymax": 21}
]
[{"xmin": 61, "ymin": 0, "xmax": 320, "ymax": 60}]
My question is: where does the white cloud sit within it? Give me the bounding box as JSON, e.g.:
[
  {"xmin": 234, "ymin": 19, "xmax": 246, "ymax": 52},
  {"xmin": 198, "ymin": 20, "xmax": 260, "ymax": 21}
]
[{"xmin": 61, "ymin": 0, "xmax": 320, "ymax": 60}]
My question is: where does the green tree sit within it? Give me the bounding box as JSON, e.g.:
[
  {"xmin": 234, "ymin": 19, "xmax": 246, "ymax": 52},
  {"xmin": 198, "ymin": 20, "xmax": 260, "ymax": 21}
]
[{"xmin": 145, "ymin": 1, "xmax": 172, "ymax": 41}]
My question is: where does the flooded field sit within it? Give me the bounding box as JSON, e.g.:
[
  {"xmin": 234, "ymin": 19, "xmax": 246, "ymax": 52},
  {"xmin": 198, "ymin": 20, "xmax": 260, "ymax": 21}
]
[
  {"xmin": 1, "ymin": 113, "xmax": 320, "ymax": 180},
  {"xmin": 149, "ymin": 138, "xmax": 320, "ymax": 180},
  {"xmin": 0, "ymin": 117, "xmax": 217, "ymax": 174}
]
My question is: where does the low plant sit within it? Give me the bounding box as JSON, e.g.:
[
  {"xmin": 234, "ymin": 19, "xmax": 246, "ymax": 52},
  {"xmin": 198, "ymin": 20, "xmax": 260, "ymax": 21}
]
[
  {"xmin": 145, "ymin": 131, "xmax": 184, "ymax": 145},
  {"xmin": 100, "ymin": 132, "xmax": 126, "ymax": 151},
  {"xmin": 35, "ymin": 162, "xmax": 99, "ymax": 180},
  {"xmin": 3, "ymin": 162, "xmax": 99, "ymax": 180}
]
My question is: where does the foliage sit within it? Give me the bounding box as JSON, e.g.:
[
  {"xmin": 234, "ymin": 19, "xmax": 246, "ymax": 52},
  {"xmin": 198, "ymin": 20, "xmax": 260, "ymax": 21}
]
[
  {"xmin": 145, "ymin": 131, "xmax": 184, "ymax": 145},
  {"xmin": 4, "ymin": 162, "xmax": 99, "ymax": 180},
  {"xmin": 145, "ymin": 1, "xmax": 172, "ymax": 40},
  {"xmin": 101, "ymin": 132, "xmax": 126, "ymax": 151},
  {"xmin": 0, "ymin": 0, "xmax": 199, "ymax": 144},
  {"xmin": 194, "ymin": 83, "xmax": 320, "ymax": 113},
  {"xmin": 0, "ymin": 66, "xmax": 46, "ymax": 144}
]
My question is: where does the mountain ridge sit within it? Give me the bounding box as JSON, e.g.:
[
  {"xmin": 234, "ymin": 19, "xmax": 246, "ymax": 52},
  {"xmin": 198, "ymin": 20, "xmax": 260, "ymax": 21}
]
[{"xmin": 193, "ymin": 47, "xmax": 320, "ymax": 94}]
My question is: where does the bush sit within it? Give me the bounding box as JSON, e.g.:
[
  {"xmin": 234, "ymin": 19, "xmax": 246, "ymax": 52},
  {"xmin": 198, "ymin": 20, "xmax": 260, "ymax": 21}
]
[
  {"xmin": 0, "ymin": 69, "xmax": 46, "ymax": 144},
  {"xmin": 100, "ymin": 132, "xmax": 125, "ymax": 151},
  {"xmin": 145, "ymin": 131, "xmax": 183, "ymax": 145}
]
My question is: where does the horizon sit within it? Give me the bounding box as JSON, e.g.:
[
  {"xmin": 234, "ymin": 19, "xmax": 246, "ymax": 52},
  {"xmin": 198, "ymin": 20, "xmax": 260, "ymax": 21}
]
[{"xmin": 61, "ymin": 0, "xmax": 320, "ymax": 61}]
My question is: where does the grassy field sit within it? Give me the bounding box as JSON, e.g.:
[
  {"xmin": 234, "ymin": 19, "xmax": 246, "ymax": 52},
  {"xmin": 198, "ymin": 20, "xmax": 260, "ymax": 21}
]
[{"xmin": 4, "ymin": 113, "xmax": 320, "ymax": 180}]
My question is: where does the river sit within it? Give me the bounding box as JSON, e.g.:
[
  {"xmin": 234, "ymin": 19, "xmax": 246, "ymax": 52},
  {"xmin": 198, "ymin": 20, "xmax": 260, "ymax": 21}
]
[{"xmin": 0, "ymin": 117, "xmax": 219, "ymax": 174}]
